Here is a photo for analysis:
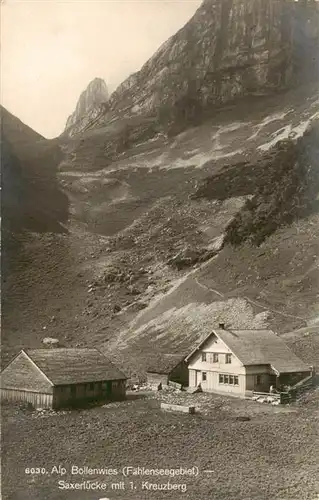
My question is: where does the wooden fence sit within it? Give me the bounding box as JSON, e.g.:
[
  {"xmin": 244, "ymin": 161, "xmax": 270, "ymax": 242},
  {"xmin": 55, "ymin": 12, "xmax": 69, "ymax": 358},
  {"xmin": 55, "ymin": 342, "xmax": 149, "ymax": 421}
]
[
  {"xmin": 288, "ymin": 374, "xmax": 316, "ymax": 400},
  {"xmin": 252, "ymin": 373, "xmax": 316, "ymax": 404}
]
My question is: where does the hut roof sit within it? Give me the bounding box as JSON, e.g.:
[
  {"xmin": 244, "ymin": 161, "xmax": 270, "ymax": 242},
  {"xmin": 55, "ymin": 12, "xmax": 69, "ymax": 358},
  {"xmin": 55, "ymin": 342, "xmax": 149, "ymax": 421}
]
[
  {"xmin": 24, "ymin": 348, "xmax": 127, "ymax": 385},
  {"xmin": 186, "ymin": 329, "xmax": 310, "ymax": 374},
  {"xmin": 146, "ymin": 354, "xmax": 185, "ymax": 374}
]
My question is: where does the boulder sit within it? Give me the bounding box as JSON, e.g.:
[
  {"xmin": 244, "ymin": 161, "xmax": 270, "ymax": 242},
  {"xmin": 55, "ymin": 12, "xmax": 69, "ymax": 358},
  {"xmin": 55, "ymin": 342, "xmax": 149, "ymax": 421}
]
[{"xmin": 42, "ymin": 337, "xmax": 60, "ymax": 347}]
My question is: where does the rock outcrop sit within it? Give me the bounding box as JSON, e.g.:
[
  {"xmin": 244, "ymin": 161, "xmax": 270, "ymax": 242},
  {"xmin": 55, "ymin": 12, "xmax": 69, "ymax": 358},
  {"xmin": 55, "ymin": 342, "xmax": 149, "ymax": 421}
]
[
  {"xmin": 83, "ymin": 0, "xmax": 318, "ymax": 138},
  {"xmin": 193, "ymin": 120, "xmax": 319, "ymax": 245},
  {"xmin": 64, "ymin": 77, "xmax": 109, "ymax": 137}
]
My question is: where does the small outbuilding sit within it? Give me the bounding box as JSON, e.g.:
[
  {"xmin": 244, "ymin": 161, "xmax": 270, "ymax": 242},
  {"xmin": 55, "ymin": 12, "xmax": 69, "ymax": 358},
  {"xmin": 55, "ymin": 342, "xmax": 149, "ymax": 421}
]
[
  {"xmin": 0, "ymin": 348, "xmax": 127, "ymax": 409},
  {"xmin": 146, "ymin": 354, "xmax": 188, "ymax": 389}
]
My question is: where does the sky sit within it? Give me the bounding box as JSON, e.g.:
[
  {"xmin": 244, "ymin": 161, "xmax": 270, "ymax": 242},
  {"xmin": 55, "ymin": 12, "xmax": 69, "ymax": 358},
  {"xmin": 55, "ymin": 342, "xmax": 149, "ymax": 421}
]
[{"xmin": 1, "ymin": 0, "xmax": 202, "ymax": 138}]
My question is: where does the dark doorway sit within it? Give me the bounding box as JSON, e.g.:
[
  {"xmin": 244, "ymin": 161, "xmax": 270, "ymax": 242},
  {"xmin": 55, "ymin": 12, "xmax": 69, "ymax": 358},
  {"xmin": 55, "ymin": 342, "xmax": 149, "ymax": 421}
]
[{"xmin": 106, "ymin": 381, "xmax": 112, "ymax": 396}]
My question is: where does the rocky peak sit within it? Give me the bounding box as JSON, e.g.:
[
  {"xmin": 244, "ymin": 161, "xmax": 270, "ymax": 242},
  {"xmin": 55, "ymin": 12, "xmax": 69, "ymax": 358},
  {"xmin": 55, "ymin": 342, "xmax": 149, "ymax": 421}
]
[
  {"xmin": 107, "ymin": 0, "xmax": 318, "ymax": 135},
  {"xmin": 64, "ymin": 77, "xmax": 109, "ymax": 136},
  {"xmin": 64, "ymin": 0, "xmax": 319, "ymax": 139}
]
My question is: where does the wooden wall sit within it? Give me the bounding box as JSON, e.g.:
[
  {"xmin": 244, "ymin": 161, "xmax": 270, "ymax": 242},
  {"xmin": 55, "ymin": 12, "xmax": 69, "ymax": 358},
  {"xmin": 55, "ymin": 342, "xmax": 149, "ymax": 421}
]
[
  {"xmin": 53, "ymin": 379, "xmax": 126, "ymax": 409},
  {"xmin": 170, "ymin": 361, "xmax": 189, "ymax": 386},
  {"xmin": 1, "ymin": 380, "xmax": 126, "ymax": 410},
  {"xmin": 188, "ymin": 369, "xmax": 245, "ymax": 396},
  {"xmin": 188, "ymin": 335, "xmax": 246, "ymax": 396},
  {"xmin": 1, "ymin": 388, "xmax": 53, "ymax": 408},
  {"xmin": 245, "ymin": 373, "xmax": 270, "ymax": 392},
  {"xmin": 146, "ymin": 372, "xmax": 169, "ymax": 388},
  {"xmin": 147, "ymin": 362, "xmax": 188, "ymax": 389},
  {"xmin": 1, "ymin": 351, "xmax": 127, "ymax": 410},
  {"xmin": 112, "ymin": 380, "xmax": 126, "ymax": 399},
  {"xmin": 279, "ymin": 371, "xmax": 311, "ymax": 387},
  {"xmin": 188, "ymin": 335, "xmax": 246, "ymax": 376},
  {"xmin": 189, "ymin": 369, "xmax": 196, "ymax": 388}
]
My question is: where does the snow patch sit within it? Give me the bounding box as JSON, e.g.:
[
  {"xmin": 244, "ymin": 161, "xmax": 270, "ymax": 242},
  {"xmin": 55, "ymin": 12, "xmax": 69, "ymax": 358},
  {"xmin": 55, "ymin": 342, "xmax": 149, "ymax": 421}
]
[
  {"xmin": 258, "ymin": 112, "xmax": 319, "ymax": 151},
  {"xmin": 249, "ymin": 110, "xmax": 291, "ymax": 140}
]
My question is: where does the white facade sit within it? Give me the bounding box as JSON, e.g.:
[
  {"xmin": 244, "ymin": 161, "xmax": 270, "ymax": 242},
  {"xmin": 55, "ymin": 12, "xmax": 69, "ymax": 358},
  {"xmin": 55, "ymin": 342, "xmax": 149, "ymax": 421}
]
[{"xmin": 188, "ymin": 334, "xmax": 272, "ymax": 397}]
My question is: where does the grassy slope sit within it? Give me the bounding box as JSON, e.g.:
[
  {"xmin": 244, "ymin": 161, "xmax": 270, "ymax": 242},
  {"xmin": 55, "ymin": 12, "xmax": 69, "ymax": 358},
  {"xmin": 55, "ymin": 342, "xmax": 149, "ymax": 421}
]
[
  {"xmin": 110, "ymin": 210, "xmax": 319, "ymax": 378},
  {"xmin": 2, "ymin": 89, "xmax": 319, "ymax": 372},
  {"xmin": 2, "ymin": 391, "xmax": 318, "ymax": 500}
]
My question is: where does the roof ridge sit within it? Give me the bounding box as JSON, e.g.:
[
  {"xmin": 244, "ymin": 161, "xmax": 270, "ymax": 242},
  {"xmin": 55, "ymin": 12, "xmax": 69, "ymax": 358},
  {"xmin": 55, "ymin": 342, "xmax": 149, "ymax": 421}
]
[
  {"xmin": 228, "ymin": 328, "xmax": 273, "ymax": 332},
  {"xmin": 25, "ymin": 347, "xmax": 101, "ymax": 352},
  {"xmin": 21, "ymin": 348, "xmax": 128, "ymax": 384}
]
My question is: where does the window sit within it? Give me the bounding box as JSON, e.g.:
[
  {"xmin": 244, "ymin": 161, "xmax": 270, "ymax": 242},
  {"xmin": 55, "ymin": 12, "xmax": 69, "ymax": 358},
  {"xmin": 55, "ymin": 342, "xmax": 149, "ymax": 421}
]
[
  {"xmin": 71, "ymin": 385, "xmax": 76, "ymax": 395},
  {"xmin": 225, "ymin": 354, "xmax": 232, "ymax": 364},
  {"xmin": 202, "ymin": 372, "xmax": 207, "ymax": 382},
  {"xmin": 219, "ymin": 374, "xmax": 239, "ymax": 386},
  {"xmin": 202, "ymin": 353, "xmax": 207, "ymax": 362},
  {"xmin": 213, "ymin": 353, "xmax": 219, "ymax": 363},
  {"xmin": 88, "ymin": 383, "xmax": 94, "ymax": 391},
  {"xmin": 256, "ymin": 375, "xmax": 261, "ymax": 385}
]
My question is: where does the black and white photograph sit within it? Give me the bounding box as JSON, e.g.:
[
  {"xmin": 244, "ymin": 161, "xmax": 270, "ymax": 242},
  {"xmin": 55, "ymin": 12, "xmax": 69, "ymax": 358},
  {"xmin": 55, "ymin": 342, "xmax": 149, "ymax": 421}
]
[{"xmin": 1, "ymin": 0, "xmax": 319, "ymax": 499}]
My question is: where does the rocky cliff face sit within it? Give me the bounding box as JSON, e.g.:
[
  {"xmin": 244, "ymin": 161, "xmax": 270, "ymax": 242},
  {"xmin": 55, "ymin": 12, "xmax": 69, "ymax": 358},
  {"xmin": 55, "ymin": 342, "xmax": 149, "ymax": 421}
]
[
  {"xmin": 85, "ymin": 0, "xmax": 318, "ymax": 138},
  {"xmin": 64, "ymin": 77, "xmax": 109, "ymax": 137}
]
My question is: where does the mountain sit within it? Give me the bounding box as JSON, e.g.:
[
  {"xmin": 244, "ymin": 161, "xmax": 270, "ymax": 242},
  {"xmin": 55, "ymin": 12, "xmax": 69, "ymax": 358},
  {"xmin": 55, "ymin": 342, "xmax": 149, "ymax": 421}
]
[
  {"xmin": 78, "ymin": 0, "xmax": 319, "ymax": 138},
  {"xmin": 2, "ymin": 3, "xmax": 319, "ymax": 499},
  {"xmin": 1, "ymin": 107, "xmax": 69, "ymax": 312},
  {"xmin": 58, "ymin": 88, "xmax": 319, "ymax": 376},
  {"xmin": 2, "ymin": 1, "xmax": 319, "ymax": 374},
  {"xmin": 1, "ymin": 105, "xmax": 44, "ymax": 146},
  {"xmin": 64, "ymin": 77, "xmax": 109, "ymax": 137},
  {"xmin": 1, "ymin": 106, "xmax": 68, "ymax": 235}
]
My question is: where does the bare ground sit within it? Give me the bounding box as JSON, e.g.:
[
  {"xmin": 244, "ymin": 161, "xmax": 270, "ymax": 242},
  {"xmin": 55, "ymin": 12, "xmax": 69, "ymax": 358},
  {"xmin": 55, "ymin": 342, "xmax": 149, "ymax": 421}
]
[{"xmin": 2, "ymin": 389, "xmax": 319, "ymax": 500}]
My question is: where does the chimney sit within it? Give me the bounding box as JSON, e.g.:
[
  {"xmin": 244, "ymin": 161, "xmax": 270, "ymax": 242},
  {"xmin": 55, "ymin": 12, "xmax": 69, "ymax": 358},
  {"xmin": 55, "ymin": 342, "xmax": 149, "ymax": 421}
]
[{"xmin": 219, "ymin": 322, "xmax": 225, "ymax": 330}]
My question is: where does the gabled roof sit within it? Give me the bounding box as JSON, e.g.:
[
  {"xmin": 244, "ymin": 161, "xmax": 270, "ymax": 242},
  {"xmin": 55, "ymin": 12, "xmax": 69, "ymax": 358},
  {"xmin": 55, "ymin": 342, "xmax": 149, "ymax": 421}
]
[
  {"xmin": 146, "ymin": 354, "xmax": 185, "ymax": 374},
  {"xmin": 186, "ymin": 328, "xmax": 310, "ymax": 374},
  {"xmin": 23, "ymin": 348, "xmax": 127, "ymax": 385}
]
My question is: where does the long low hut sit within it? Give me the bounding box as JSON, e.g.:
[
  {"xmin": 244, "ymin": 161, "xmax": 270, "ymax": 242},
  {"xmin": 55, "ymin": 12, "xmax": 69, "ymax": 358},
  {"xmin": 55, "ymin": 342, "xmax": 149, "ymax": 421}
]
[{"xmin": 0, "ymin": 348, "xmax": 127, "ymax": 409}]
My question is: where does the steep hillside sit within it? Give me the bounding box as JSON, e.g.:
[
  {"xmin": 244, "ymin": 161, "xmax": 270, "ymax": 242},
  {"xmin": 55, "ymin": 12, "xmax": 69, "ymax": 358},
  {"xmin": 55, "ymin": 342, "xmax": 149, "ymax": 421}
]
[
  {"xmin": 1, "ymin": 107, "xmax": 69, "ymax": 235},
  {"xmin": 3, "ymin": 82, "xmax": 318, "ymax": 372},
  {"xmin": 0, "ymin": 106, "xmax": 44, "ymax": 152},
  {"xmin": 1, "ymin": 108, "xmax": 69, "ymax": 352},
  {"xmin": 194, "ymin": 122, "xmax": 319, "ymax": 245},
  {"xmin": 76, "ymin": 0, "xmax": 319, "ymax": 138}
]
